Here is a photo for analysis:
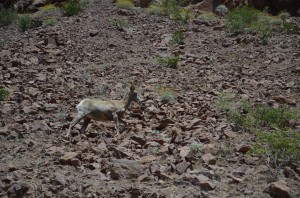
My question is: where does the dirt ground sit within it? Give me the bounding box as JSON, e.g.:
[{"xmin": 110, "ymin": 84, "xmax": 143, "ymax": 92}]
[{"xmin": 0, "ymin": 0, "xmax": 300, "ymax": 197}]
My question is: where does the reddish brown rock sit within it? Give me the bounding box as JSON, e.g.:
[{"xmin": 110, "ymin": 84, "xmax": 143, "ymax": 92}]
[
  {"xmin": 265, "ymin": 180, "xmax": 291, "ymax": 198},
  {"xmin": 59, "ymin": 152, "xmax": 80, "ymax": 165},
  {"xmin": 202, "ymin": 153, "xmax": 216, "ymax": 165},
  {"xmin": 176, "ymin": 161, "xmax": 192, "ymax": 175},
  {"xmin": 199, "ymin": 181, "xmax": 216, "ymax": 191}
]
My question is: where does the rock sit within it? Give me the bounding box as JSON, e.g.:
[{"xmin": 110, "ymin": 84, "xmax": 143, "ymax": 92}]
[
  {"xmin": 31, "ymin": 120, "xmax": 52, "ymax": 133},
  {"xmin": 109, "ymin": 159, "xmax": 143, "ymax": 180},
  {"xmin": 89, "ymin": 30, "xmax": 99, "ymax": 37},
  {"xmin": 224, "ymin": 130, "xmax": 237, "ymax": 138},
  {"xmin": 199, "ymin": 181, "xmax": 216, "ymax": 191},
  {"xmin": 59, "ymin": 152, "xmax": 80, "ymax": 165},
  {"xmin": 189, "ymin": 0, "xmax": 214, "ymax": 12},
  {"xmin": 236, "ymin": 144, "xmax": 251, "ymax": 153},
  {"xmin": 22, "ymin": 106, "xmax": 37, "ymax": 114},
  {"xmin": 283, "ymin": 167, "xmax": 297, "ymax": 179},
  {"xmin": 265, "ymin": 180, "xmax": 291, "ymax": 198},
  {"xmin": 70, "ymin": 158, "xmax": 81, "ymax": 167},
  {"xmin": 139, "ymin": 155, "xmax": 157, "ymax": 164},
  {"xmin": 179, "ymin": 146, "xmax": 195, "ymax": 161},
  {"xmin": 8, "ymin": 162, "xmax": 17, "ymax": 172},
  {"xmin": 202, "ymin": 153, "xmax": 216, "ymax": 164},
  {"xmin": 176, "ymin": 161, "xmax": 192, "ymax": 175},
  {"xmin": 32, "ymin": 0, "xmax": 51, "ymax": 7},
  {"xmin": 156, "ymin": 118, "xmax": 175, "ymax": 130},
  {"xmin": 130, "ymin": 135, "xmax": 147, "ymax": 146},
  {"xmin": 270, "ymin": 96, "xmax": 296, "ymax": 106},
  {"xmin": 51, "ymin": 173, "xmax": 66, "ymax": 186},
  {"xmin": 7, "ymin": 182, "xmax": 29, "ymax": 198}
]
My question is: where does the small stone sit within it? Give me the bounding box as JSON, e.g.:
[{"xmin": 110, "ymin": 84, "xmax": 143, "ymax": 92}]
[
  {"xmin": 265, "ymin": 180, "xmax": 291, "ymax": 198},
  {"xmin": 89, "ymin": 30, "xmax": 99, "ymax": 37},
  {"xmin": 176, "ymin": 161, "xmax": 191, "ymax": 175},
  {"xmin": 199, "ymin": 181, "xmax": 216, "ymax": 191},
  {"xmin": 70, "ymin": 158, "xmax": 81, "ymax": 167},
  {"xmin": 7, "ymin": 182, "xmax": 29, "ymax": 198},
  {"xmin": 60, "ymin": 152, "xmax": 79, "ymax": 165},
  {"xmin": 236, "ymin": 144, "xmax": 251, "ymax": 153},
  {"xmin": 224, "ymin": 130, "xmax": 237, "ymax": 138},
  {"xmin": 139, "ymin": 155, "xmax": 157, "ymax": 164},
  {"xmin": 51, "ymin": 173, "xmax": 66, "ymax": 186},
  {"xmin": 179, "ymin": 146, "xmax": 194, "ymax": 161},
  {"xmin": 202, "ymin": 153, "xmax": 216, "ymax": 165}
]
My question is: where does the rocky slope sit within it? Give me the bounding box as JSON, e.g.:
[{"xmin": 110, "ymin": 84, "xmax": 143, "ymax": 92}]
[{"xmin": 1, "ymin": 0, "xmax": 300, "ymax": 197}]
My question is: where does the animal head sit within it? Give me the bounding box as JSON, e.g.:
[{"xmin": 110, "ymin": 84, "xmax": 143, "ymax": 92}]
[{"xmin": 128, "ymin": 84, "xmax": 141, "ymax": 104}]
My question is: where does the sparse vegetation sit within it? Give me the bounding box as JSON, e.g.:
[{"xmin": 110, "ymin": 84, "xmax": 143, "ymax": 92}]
[
  {"xmin": 253, "ymin": 130, "xmax": 300, "ymax": 167},
  {"xmin": 157, "ymin": 86, "xmax": 177, "ymax": 102},
  {"xmin": 190, "ymin": 143, "xmax": 202, "ymax": 154},
  {"xmin": 147, "ymin": 0, "xmax": 191, "ymax": 23},
  {"xmin": 225, "ymin": 6, "xmax": 260, "ymax": 34},
  {"xmin": 18, "ymin": 14, "xmax": 33, "ymax": 31},
  {"xmin": 56, "ymin": 111, "xmax": 67, "ymax": 120},
  {"xmin": 198, "ymin": 12, "xmax": 216, "ymax": 22},
  {"xmin": 215, "ymin": 4, "xmax": 228, "ymax": 16},
  {"xmin": 41, "ymin": 4, "xmax": 58, "ymax": 12},
  {"xmin": 172, "ymin": 30, "xmax": 184, "ymax": 45},
  {"xmin": 0, "ymin": 6, "xmax": 17, "ymax": 27},
  {"xmin": 110, "ymin": 17, "xmax": 127, "ymax": 30},
  {"xmin": 158, "ymin": 55, "xmax": 179, "ymax": 69},
  {"xmin": 0, "ymin": 88, "xmax": 9, "ymax": 101},
  {"xmin": 116, "ymin": 0, "xmax": 134, "ymax": 9},
  {"xmin": 43, "ymin": 18, "xmax": 58, "ymax": 26},
  {"xmin": 216, "ymin": 93, "xmax": 300, "ymax": 166},
  {"xmin": 62, "ymin": 0, "xmax": 83, "ymax": 16},
  {"xmin": 225, "ymin": 6, "xmax": 299, "ymax": 44}
]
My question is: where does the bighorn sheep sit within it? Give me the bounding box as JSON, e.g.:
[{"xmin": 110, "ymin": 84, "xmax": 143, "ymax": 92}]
[{"xmin": 66, "ymin": 85, "xmax": 141, "ymax": 139}]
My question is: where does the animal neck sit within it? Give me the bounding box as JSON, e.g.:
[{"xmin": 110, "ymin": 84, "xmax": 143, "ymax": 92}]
[{"xmin": 122, "ymin": 92, "xmax": 132, "ymax": 110}]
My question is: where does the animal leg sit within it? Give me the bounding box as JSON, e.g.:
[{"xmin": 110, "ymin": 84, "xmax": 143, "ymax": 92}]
[
  {"xmin": 66, "ymin": 114, "xmax": 84, "ymax": 138},
  {"xmin": 119, "ymin": 118, "xmax": 127, "ymax": 132},
  {"xmin": 80, "ymin": 117, "xmax": 91, "ymax": 134},
  {"xmin": 112, "ymin": 112, "xmax": 120, "ymax": 135}
]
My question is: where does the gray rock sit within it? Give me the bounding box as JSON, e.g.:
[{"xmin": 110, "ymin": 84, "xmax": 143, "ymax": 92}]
[{"xmin": 7, "ymin": 182, "xmax": 29, "ymax": 198}]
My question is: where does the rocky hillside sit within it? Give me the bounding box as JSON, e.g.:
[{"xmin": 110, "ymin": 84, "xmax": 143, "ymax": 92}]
[{"xmin": 0, "ymin": 0, "xmax": 300, "ymax": 197}]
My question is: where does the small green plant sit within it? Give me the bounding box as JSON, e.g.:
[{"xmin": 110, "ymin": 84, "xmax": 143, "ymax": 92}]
[
  {"xmin": 43, "ymin": 18, "xmax": 57, "ymax": 26},
  {"xmin": 252, "ymin": 130, "xmax": 300, "ymax": 166},
  {"xmin": 215, "ymin": 4, "xmax": 228, "ymax": 16},
  {"xmin": 56, "ymin": 111, "xmax": 67, "ymax": 120},
  {"xmin": 172, "ymin": 30, "xmax": 184, "ymax": 45},
  {"xmin": 190, "ymin": 143, "xmax": 202, "ymax": 154},
  {"xmin": 147, "ymin": 0, "xmax": 191, "ymax": 23},
  {"xmin": 0, "ymin": 88, "xmax": 9, "ymax": 101},
  {"xmin": 216, "ymin": 94, "xmax": 300, "ymax": 167},
  {"xmin": 282, "ymin": 21, "xmax": 299, "ymax": 34},
  {"xmin": 158, "ymin": 55, "xmax": 179, "ymax": 69},
  {"xmin": 18, "ymin": 14, "xmax": 33, "ymax": 31},
  {"xmin": 62, "ymin": 0, "xmax": 83, "ymax": 16},
  {"xmin": 278, "ymin": 12, "xmax": 290, "ymax": 21},
  {"xmin": 225, "ymin": 6, "xmax": 260, "ymax": 34},
  {"xmin": 253, "ymin": 105, "xmax": 298, "ymax": 129},
  {"xmin": 250, "ymin": 15, "xmax": 272, "ymax": 45},
  {"xmin": 161, "ymin": 92, "xmax": 176, "ymax": 102},
  {"xmin": 116, "ymin": 0, "xmax": 134, "ymax": 9},
  {"xmin": 157, "ymin": 85, "xmax": 177, "ymax": 102},
  {"xmin": 198, "ymin": 12, "xmax": 216, "ymax": 22},
  {"xmin": 216, "ymin": 94, "xmax": 299, "ymax": 130},
  {"xmin": 0, "ymin": 6, "xmax": 17, "ymax": 27},
  {"xmin": 110, "ymin": 17, "xmax": 127, "ymax": 30},
  {"xmin": 41, "ymin": 4, "xmax": 58, "ymax": 12}
]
